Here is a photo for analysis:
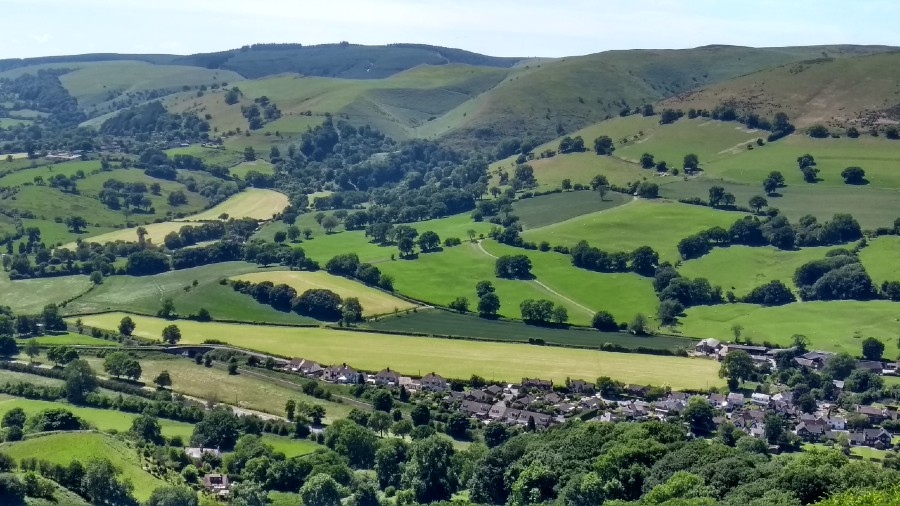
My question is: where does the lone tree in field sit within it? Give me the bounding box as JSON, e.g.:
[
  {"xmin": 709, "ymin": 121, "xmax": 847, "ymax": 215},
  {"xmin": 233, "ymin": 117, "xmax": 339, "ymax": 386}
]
[
  {"xmin": 841, "ymin": 166, "xmax": 866, "ymax": 185},
  {"xmin": 161, "ymin": 325, "xmax": 181, "ymax": 345},
  {"xmin": 628, "ymin": 313, "xmax": 650, "ymax": 335},
  {"xmin": 683, "ymin": 153, "xmax": 700, "ymax": 172},
  {"xmin": 157, "ymin": 298, "xmax": 176, "ymax": 319},
  {"xmin": 118, "ymin": 316, "xmax": 135, "ymax": 336},
  {"xmin": 593, "ymin": 136, "xmax": 615, "ymax": 155},
  {"xmin": 861, "ymin": 337, "xmax": 885, "ymax": 361},
  {"xmin": 23, "ymin": 339, "xmax": 40, "ymax": 363},
  {"xmin": 748, "ymin": 195, "xmax": 768, "ymax": 214},
  {"xmin": 640, "ymin": 153, "xmax": 655, "ymax": 169},
  {"xmin": 495, "ymin": 255, "xmax": 532, "ymax": 279},
  {"xmin": 448, "ymin": 297, "xmax": 469, "ymax": 313},
  {"xmin": 153, "ymin": 370, "xmax": 172, "ymax": 389},
  {"xmin": 477, "ymin": 293, "xmax": 500, "ymax": 317},
  {"xmin": 65, "ymin": 216, "xmax": 87, "ymax": 233}
]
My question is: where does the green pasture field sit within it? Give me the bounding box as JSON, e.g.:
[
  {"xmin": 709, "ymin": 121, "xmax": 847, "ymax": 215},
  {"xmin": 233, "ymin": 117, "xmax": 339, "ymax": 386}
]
[
  {"xmin": 859, "ymin": 236, "xmax": 900, "ymax": 286},
  {"xmin": 367, "ymin": 309, "xmax": 695, "ymax": 351},
  {"xmin": 77, "ymin": 168, "xmax": 209, "ymax": 215},
  {"xmin": 68, "ymin": 221, "xmax": 192, "ymax": 248},
  {"xmin": 678, "ymin": 245, "xmax": 833, "ymax": 296},
  {"xmin": 185, "ymin": 188, "xmax": 288, "ymax": 221},
  {"xmin": 230, "ymin": 160, "xmax": 275, "ymax": 179},
  {"xmin": 165, "ymin": 145, "xmax": 244, "ymax": 168},
  {"xmin": 75, "ymin": 312, "xmax": 723, "ymax": 389},
  {"xmin": 68, "ymin": 189, "xmax": 288, "ymax": 246},
  {"xmin": 0, "ymin": 159, "xmax": 103, "ymax": 187},
  {"xmin": 0, "ymin": 432, "xmax": 166, "ymax": 501},
  {"xmin": 0, "ymin": 117, "xmax": 32, "ymax": 128},
  {"xmin": 512, "ymin": 190, "xmax": 630, "ymax": 229},
  {"xmin": 16, "ymin": 332, "xmax": 119, "ymax": 346},
  {"xmin": 0, "ymin": 394, "xmax": 194, "ymax": 440},
  {"xmin": 267, "ymin": 212, "xmax": 495, "ymax": 265},
  {"xmin": 680, "ymin": 301, "xmax": 900, "ymax": 356},
  {"xmin": 482, "ymin": 241, "xmax": 659, "ymax": 323},
  {"xmin": 522, "ymin": 199, "xmax": 743, "ymax": 262},
  {"xmin": 497, "ymin": 151, "xmax": 648, "ymax": 190},
  {"xmin": 0, "ymin": 272, "xmax": 92, "ymax": 314},
  {"xmin": 658, "ymin": 178, "xmax": 900, "ymax": 230},
  {"xmin": 376, "ymin": 241, "xmax": 597, "ymax": 325},
  {"xmin": 232, "ymin": 270, "xmax": 418, "ymax": 316},
  {"xmin": 261, "ymin": 434, "xmax": 322, "ymax": 458},
  {"xmin": 0, "ymin": 185, "xmax": 128, "ymax": 227},
  {"xmin": 0, "ymin": 369, "xmax": 75, "ymax": 389},
  {"xmin": 0, "ymin": 59, "xmax": 244, "ymax": 110},
  {"xmin": 19, "ymin": 218, "xmax": 116, "ymax": 247},
  {"xmin": 703, "ymin": 134, "xmax": 900, "ymax": 189},
  {"xmin": 615, "ymin": 118, "xmax": 766, "ymax": 166},
  {"xmin": 65, "ymin": 262, "xmax": 317, "ymax": 325},
  {"xmin": 76, "ymin": 353, "xmax": 355, "ymax": 422}
]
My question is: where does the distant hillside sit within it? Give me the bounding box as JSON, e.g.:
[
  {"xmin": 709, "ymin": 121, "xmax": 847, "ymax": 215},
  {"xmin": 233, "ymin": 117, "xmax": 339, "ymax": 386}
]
[
  {"xmin": 437, "ymin": 45, "xmax": 899, "ymax": 149},
  {"xmin": 0, "ymin": 43, "xmax": 523, "ymax": 80},
  {"xmin": 661, "ymin": 51, "xmax": 900, "ymax": 129}
]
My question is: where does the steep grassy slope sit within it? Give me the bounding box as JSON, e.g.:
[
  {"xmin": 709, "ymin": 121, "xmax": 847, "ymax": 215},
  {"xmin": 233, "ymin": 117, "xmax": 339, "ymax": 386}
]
[
  {"xmin": 166, "ymin": 64, "xmax": 512, "ymax": 143},
  {"xmin": 663, "ymin": 52, "xmax": 900, "ymax": 129},
  {"xmin": 0, "ymin": 60, "xmax": 242, "ymax": 115},
  {"xmin": 439, "ymin": 45, "xmax": 893, "ymax": 148}
]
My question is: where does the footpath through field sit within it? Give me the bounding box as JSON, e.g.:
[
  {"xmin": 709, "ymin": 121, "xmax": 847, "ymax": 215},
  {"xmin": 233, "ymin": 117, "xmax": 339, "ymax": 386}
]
[{"xmin": 474, "ymin": 241, "xmax": 594, "ymax": 316}]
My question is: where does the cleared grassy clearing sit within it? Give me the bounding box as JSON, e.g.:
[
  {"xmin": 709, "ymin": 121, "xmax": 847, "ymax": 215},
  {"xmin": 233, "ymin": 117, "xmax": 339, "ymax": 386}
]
[
  {"xmin": 75, "ymin": 312, "xmax": 722, "ymax": 389},
  {"xmin": 512, "ymin": 190, "xmax": 630, "ymax": 229},
  {"xmin": 367, "ymin": 309, "xmax": 695, "ymax": 351},
  {"xmin": 859, "ymin": 236, "xmax": 900, "ymax": 286},
  {"xmin": 230, "ymin": 160, "xmax": 275, "ymax": 178},
  {"xmin": 523, "ymin": 199, "xmax": 743, "ymax": 262},
  {"xmin": 77, "ymin": 354, "xmax": 353, "ymax": 422},
  {"xmin": 261, "ymin": 434, "xmax": 321, "ymax": 457},
  {"xmin": 165, "ymin": 145, "xmax": 244, "ymax": 168},
  {"xmin": 0, "ymin": 273, "xmax": 92, "ymax": 314},
  {"xmin": 659, "ymin": 178, "xmax": 900, "ymax": 229},
  {"xmin": 0, "ymin": 432, "xmax": 165, "ymax": 500},
  {"xmin": 184, "ymin": 188, "xmax": 288, "ymax": 221},
  {"xmin": 66, "ymin": 262, "xmax": 317, "ymax": 325},
  {"xmin": 232, "ymin": 270, "xmax": 417, "ymax": 316},
  {"xmin": 681, "ymin": 301, "xmax": 900, "ymax": 355},
  {"xmin": 0, "ymin": 394, "xmax": 194, "ymax": 439},
  {"xmin": 678, "ymin": 245, "xmax": 833, "ymax": 296}
]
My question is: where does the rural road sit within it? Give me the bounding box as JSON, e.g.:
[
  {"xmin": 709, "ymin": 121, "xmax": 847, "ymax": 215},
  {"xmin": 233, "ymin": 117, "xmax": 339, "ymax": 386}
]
[{"xmin": 474, "ymin": 241, "xmax": 594, "ymax": 316}]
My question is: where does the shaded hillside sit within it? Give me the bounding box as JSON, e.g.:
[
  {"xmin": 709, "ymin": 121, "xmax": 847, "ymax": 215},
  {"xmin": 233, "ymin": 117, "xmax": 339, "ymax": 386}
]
[
  {"xmin": 0, "ymin": 43, "xmax": 522, "ymax": 80},
  {"xmin": 661, "ymin": 51, "xmax": 900, "ymax": 129},
  {"xmin": 437, "ymin": 45, "xmax": 899, "ymax": 149}
]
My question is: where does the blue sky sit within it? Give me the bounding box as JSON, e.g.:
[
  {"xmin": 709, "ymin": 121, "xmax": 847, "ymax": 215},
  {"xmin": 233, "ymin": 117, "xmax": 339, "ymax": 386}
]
[{"xmin": 3, "ymin": 0, "xmax": 898, "ymax": 59}]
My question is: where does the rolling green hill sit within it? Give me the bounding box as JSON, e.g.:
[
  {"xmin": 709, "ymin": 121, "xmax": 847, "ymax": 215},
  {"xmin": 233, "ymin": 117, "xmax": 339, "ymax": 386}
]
[{"xmin": 662, "ymin": 51, "xmax": 900, "ymax": 129}]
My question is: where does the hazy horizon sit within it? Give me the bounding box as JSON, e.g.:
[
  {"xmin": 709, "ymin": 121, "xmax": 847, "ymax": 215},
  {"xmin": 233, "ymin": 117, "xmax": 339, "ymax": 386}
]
[{"xmin": 3, "ymin": 0, "xmax": 899, "ymax": 60}]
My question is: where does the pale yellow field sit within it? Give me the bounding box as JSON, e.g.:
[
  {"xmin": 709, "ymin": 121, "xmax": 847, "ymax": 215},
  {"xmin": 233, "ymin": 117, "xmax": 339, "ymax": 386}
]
[
  {"xmin": 65, "ymin": 189, "xmax": 289, "ymax": 247},
  {"xmin": 64, "ymin": 221, "xmax": 188, "ymax": 248},
  {"xmin": 74, "ymin": 313, "xmax": 723, "ymax": 389},
  {"xmin": 232, "ymin": 270, "xmax": 417, "ymax": 316},
  {"xmin": 185, "ymin": 188, "xmax": 288, "ymax": 221}
]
